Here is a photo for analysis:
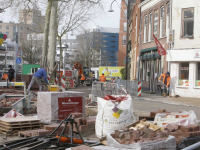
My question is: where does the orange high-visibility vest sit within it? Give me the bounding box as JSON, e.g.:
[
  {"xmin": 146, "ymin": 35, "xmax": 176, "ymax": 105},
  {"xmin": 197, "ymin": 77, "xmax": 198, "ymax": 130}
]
[
  {"xmin": 80, "ymin": 75, "xmax": 85, "ymax": 80},
  {"xmin": 159, "ymin": 74, "xmax": 171, "ymax": 87},
  {"xmin": 99, "ymin": 75, "xmax": 106, "ymax": 82}
]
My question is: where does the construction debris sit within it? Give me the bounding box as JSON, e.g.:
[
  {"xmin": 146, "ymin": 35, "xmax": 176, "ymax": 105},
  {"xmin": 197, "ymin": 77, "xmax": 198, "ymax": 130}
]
[{"xmin": 0, "ymin": 98, "xmax": 20, "ymax": 107}]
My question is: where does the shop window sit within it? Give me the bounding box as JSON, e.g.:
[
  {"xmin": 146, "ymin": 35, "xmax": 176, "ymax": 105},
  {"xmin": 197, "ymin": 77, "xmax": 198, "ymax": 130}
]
[
  {"xmin": 182, "ymin": 8, "xmax": 194, "ymax": 37},
  {"xmin": 148, "ymin": 13, "xmax": 152, "ymax": 41},
  {"xmin": 196, "ymin": 62, "xmax": 200, "ymax": 87},
  {"xmin": 143, "ymin": 15, "xmax": 147, "ymax": 43},
  {"xmin": 142, "ymin": 61, "xmax": 145, "ymax": 80},
  {"xmin": 146, "ymin": 61, "xmax": 149, "ymax": 81},
  {"xmin": 160, "ymin": 6, "xmax": 165, "ymax": 38},
  {"xmin": 154, "ymin": 10, "xmax": 158, "ymax": 38},
  {"xmin": 179, "ymin": 62, "xmax": 189, "ymax": 86}
]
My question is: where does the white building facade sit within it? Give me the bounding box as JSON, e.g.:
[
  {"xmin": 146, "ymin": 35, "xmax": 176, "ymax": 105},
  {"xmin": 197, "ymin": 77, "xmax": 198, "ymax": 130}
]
[{"xmin": 167, "ymin": 0, "xmax": 200, "ymax": 97}]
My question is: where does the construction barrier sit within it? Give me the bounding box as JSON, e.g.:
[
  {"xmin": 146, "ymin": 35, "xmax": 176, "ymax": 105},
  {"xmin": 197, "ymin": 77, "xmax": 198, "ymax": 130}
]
[
  {"xmin": 111, "ymin": 78, "xmax": 116, "ymax": 89},
  {"xmin": 61, "ymin": 76, "xmax": 66, "ymax": 92},
  {"xmin": 73, "ymin": 79, "xmax": 76, "ymax": 87},
  {"xmin": 115, "ymin": 79, "xmax": 142, "ymax": 97},
  {"xmin": 137, "ymin": 81, "xmax": 142, "ymax": 97},
  {"xmin": 47, "ymin": 74, "xmax": 50, "ymax": 83},
  {"xmin": 54, "ymin": 76, "xmax": 58, "ymax": 85}
]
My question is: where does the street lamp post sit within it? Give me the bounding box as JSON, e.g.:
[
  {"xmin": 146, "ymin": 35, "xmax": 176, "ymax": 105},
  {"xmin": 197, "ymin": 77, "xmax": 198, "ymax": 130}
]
[{"xmin": 108, "ymin": 0, "xmax": 129, "ymax": 80}]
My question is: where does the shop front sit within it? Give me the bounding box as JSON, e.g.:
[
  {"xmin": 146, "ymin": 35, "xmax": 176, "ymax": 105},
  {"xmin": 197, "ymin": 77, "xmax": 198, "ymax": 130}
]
[
  {"xmin": 139, "ymin": 47, "xmax": 165, "ymax": 93},
  {"xmin": 167, "ymin": 49, "xmax": 200, "ymax": 98}
]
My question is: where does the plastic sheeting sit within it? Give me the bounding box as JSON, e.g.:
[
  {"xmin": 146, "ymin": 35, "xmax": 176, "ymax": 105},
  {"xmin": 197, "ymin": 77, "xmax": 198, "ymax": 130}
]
[
  {"xmin": 95, "ymin": 94, "xmax": 135, "ymax": 138},
  {"xmin": 2, "ymin": 109, "xmax": 24, "ymax": 118}
]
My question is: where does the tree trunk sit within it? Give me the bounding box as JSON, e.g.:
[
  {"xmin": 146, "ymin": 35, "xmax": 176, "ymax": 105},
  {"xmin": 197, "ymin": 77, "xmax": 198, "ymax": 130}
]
[
  {"xmin": 58, "ymin": 36, "xmax": 63, "ymax": 69},
  {"xmin": 47, "ymin": 1, "xmax": 58, "ymax": 74},
  {"xmin": 41, "ymin": 0, "xmax": 52, "ymax": 68}
]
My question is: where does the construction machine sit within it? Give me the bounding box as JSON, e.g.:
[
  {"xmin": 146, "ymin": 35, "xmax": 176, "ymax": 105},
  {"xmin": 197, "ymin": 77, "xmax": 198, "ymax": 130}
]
[{"xmin": 74, "ymin": 62, "xmax": 94, "ymax": 86}]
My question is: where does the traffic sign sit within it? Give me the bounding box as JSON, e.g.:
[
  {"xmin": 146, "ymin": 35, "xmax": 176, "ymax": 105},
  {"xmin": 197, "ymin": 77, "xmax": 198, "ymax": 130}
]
[{"xmin": 16, "ymin": 58, "xmax": 21, "ymax": 64}]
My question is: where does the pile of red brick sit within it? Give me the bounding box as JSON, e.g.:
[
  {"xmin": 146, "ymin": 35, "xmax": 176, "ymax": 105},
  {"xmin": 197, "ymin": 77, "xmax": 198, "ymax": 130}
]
[
  {"xmin": 150, "ymin": 109, "xmax": 170, "ymax": 117},
  {"xmin": 111, "ymin": 125, "xmax": 169, "ymax": 145},
  {"xmin": 0, "ymin": 98, "xmax": 20, "ymax": 107},
  {"xmin": 167, "ymin": 124, "xmax": 200, "ymax": 145},
  {"xmin": 19, "ymin": 113, "xmax": 96, "ymax": 138}
]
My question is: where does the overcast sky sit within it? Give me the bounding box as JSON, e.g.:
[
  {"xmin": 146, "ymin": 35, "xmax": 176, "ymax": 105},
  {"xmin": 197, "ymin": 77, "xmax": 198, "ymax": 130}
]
[{"xmin": 0, "ymin": 0, "xmax": 121, "ymax": 38}]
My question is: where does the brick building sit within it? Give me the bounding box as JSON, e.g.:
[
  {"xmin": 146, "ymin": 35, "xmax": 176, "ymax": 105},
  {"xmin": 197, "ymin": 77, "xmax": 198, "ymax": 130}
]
[
  {"xmin": 118, "ymin": 0, "xmax": 127, "ymax": 67},
  {"xmin": 138, "ymin": 0, "xmax": 170, "ymax": 93},
  {"xmin": 129, "ymin": 0, "xmax": 142, "ymax": 80}
]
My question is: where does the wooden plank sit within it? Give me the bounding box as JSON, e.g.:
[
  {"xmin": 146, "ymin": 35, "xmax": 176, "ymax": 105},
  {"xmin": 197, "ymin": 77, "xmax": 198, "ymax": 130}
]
[
  {"xmin": 0, "ymin": 121, "xmax": 41, "ymax": 126},
  {"xmin": 0, "ymin": 125, "xmax": 44, "ymax": 132},
  {"xmin": 0, "ymin": 124, "xmax": 43, "ymax": 130},
  {"xmin": 0, "ymin": 117, "xmax": 40, "ymax": 125}
]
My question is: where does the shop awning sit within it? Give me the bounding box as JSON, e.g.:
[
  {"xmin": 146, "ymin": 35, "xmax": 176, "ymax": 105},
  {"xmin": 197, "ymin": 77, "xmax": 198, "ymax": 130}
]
[{"xmin": 140, "ymin": 47, "xmax": 157, "ymax": 53}]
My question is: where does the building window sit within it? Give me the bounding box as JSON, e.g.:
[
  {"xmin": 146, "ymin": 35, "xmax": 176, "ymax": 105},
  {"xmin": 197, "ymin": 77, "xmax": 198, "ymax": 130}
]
[
  {"xmin": 6, "ymin": 26, "xmax": 9, "ymax": 29},
  {"xmin": 0, "ymin": 25, "xmax": 2, "ymax": 29},
  {"xmin": 143, "ymin": 15, "xmax": 147, "ymax": 43},
  {"xmin": 166, "ymin": 3, "xmax": 170, "ymax": 36},
  {"xmin": 124, "ymin": 22, "xmax": 127, "ymax": 32},
  {"xmin": 111, "ymin": 41, "xmax": 116, "ymax": 43},
  {"xmin": 111, "ymin": 35, "xmax": 116, "ymax": 38},
  {"xmin": 103, "ymin": 34, "xmax": 108, "ymax": 37},
  {"xmin": 103, "ymin": 45, "xmax": 107, "ymax": 47},
  {"xmin": 135, "ymin": 15, "xmax": 138, "ymax": 43},
  {"xmin": 103, "ymin": 40, "xmax": 108, "ymax": 42},
  {"xmin": 21, "ymin": 26, "xmax": 23, "ymax": 30},
  {"xmin": 154, "ymin": 10, "xmax": 158, "ymax": 38},
  {"xmin": 124, "ymin": 9, "xmax": 127, "ymax": 19},
  {"xmin": 196, "ymin": 62, "xmax": 200, "ymax": 87},
  {"xmin": 179, "ymin": 62, "xmax": 189, "ymax": 86},
  {"xmin": 148, "ymin": 13, "xmax": 152, "ymax": 41},
  {"xmin": 182, "ymin": 8, "xmax": 194, "ymax": 37},
  {"xmin": 160, "ymin": 6, "xmax": 165, "ymax": 38},
  {"xmin": 146, "ymin": 61, "xmax": 149, "ymax": 81},
  {"xmin": 6, "ymin": 32, "xmax": 9, "ymax": 37},
  {"xmin": 111, "ymin": 46, "xmax": 116, "ymax": 48},
  {"xmin": 122, "ymin": 35, "xmax": 126, "ymax": 45},
  {"xmin": 142, "ymin": 61, "xmax": 145, "ymax": 80}
]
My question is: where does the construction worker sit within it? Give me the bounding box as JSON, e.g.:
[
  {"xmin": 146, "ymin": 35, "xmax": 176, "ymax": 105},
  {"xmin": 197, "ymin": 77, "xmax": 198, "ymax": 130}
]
[
  {"xmin": 99, "ymin": 73, "xmax": 106, "ymax": 82},
  {"xmin": 8, "ymin": 65, "xmax": 15, "ymax": 82},
  {"xmin": 27, "ymin": 67, "xmax": 49, "ymax": 93},
  {"xmin": 80, "ymin": 74, "xmax": 85, "ymax": 86},
  {"xmin": 159, "ymin": 71, "xmax": 171, "ymax": 97}
]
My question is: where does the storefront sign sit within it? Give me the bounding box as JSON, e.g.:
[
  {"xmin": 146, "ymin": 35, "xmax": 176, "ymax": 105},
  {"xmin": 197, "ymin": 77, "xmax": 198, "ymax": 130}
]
[
  {"xmin": 180, "ymin": 67, "xmax": 189, "ymax": 70},
  {"xmin": 178, "ymin": 79, "xmax": 189, "ymax": 86},
  {"xmin": 196, "ymin": 80, "xmax": 200, "ymax": 87},
  {"xmin": 58, "ymin": 97, "xmax": 82, "ymax": 120},
  {"xmin": 194, "ymin": 51, "xmax": 200, "ymax": 58}
]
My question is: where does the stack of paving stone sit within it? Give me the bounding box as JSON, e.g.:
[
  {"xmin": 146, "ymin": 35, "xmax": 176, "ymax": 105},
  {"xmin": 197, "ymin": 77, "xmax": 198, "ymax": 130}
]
[
  {"xmin": 150, "ymin": 109, "xmax": 171, "ymax": 117},
  {"xmin": 167, "ymin": 124, "xmax": 200, "ymax": 145},
  {"xmin": 18, "ymin": 113, "xmax": 96, "ymax": 137},
  {"xmin": 111, "ymin": 125, "xmax": 169, "ymax": 145}
]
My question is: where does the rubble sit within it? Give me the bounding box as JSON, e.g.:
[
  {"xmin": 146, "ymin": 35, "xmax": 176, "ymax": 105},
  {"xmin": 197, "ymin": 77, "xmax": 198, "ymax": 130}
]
[{"xmin": 0, "ymin": 98, "xmax": 20, "ymax": 107}]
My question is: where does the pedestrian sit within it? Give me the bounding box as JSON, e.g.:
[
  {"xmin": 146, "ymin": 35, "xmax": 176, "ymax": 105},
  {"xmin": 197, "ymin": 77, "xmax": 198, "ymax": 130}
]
[
  {"xmin": 8, "ymin": 65, "xmax": 15, "ymax": 82},
  {"xmin": 99, "ymin": 73, "xmax": 106, "ymax": 91},
  {"xmin": 8, "ymin": 65, "xmax": 15, "ymax": 89},
  {"xmin": 80, "ymin": 74, "xmax": 85, "ymax": 86},
  {"xmin": 27, "ymin": 67, "xmax": 49, "ymax": 93},
  {"xmin": 159, "ymin": 71, "xmax": 171, "ymax": 97}
]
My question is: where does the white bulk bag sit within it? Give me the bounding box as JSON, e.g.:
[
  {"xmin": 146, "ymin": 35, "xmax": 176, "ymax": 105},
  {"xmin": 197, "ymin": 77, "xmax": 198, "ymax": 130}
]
[{"xmin": 95, "ymin": 94, "xmax": 135, "ymax": 138}]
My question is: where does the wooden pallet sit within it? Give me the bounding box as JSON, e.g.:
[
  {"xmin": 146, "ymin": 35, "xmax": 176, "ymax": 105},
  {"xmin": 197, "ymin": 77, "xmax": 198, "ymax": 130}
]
[
  {"xmin": 0, "ymin": 117, "xmax": 41, "ymax": 125},
  {"xmin": 0, "ymin": 124, "xmax": 44, "ymax": 131}
]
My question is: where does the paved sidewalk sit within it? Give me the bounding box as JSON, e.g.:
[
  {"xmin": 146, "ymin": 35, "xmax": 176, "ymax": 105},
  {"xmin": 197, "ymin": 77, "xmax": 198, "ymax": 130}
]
[{"xmin": 135, "ymin": 92, "xmax": 200, "ymax": 107}]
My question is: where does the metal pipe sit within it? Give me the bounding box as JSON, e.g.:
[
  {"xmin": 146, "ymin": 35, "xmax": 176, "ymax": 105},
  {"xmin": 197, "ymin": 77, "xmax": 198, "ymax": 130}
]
[{"xmin": 182, "ymin": 141, "xmax": 200, "ymax": 150}]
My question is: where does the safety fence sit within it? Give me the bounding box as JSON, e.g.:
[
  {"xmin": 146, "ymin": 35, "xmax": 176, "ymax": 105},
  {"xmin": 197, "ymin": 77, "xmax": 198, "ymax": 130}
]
[{"xmin": 114, "ymin": 79, "xmax": 142, "ymax": 97}]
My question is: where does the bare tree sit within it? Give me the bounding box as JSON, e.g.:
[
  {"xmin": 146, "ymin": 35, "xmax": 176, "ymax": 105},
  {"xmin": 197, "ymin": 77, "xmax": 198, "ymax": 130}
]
[
  {"xmin": 20, "ymin": 33, "xmax": 43, "ymax": 64},
  {"xmin": 0, "ymin": 0, "xmax": 103, "ymax": 72},
  {"xmin": 57, "ymin": 0, "xmax": 102, "ymax": 69},
  {"xmin": 76, "ymin": 31, "xmax": 102, "ymax": 68}
]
